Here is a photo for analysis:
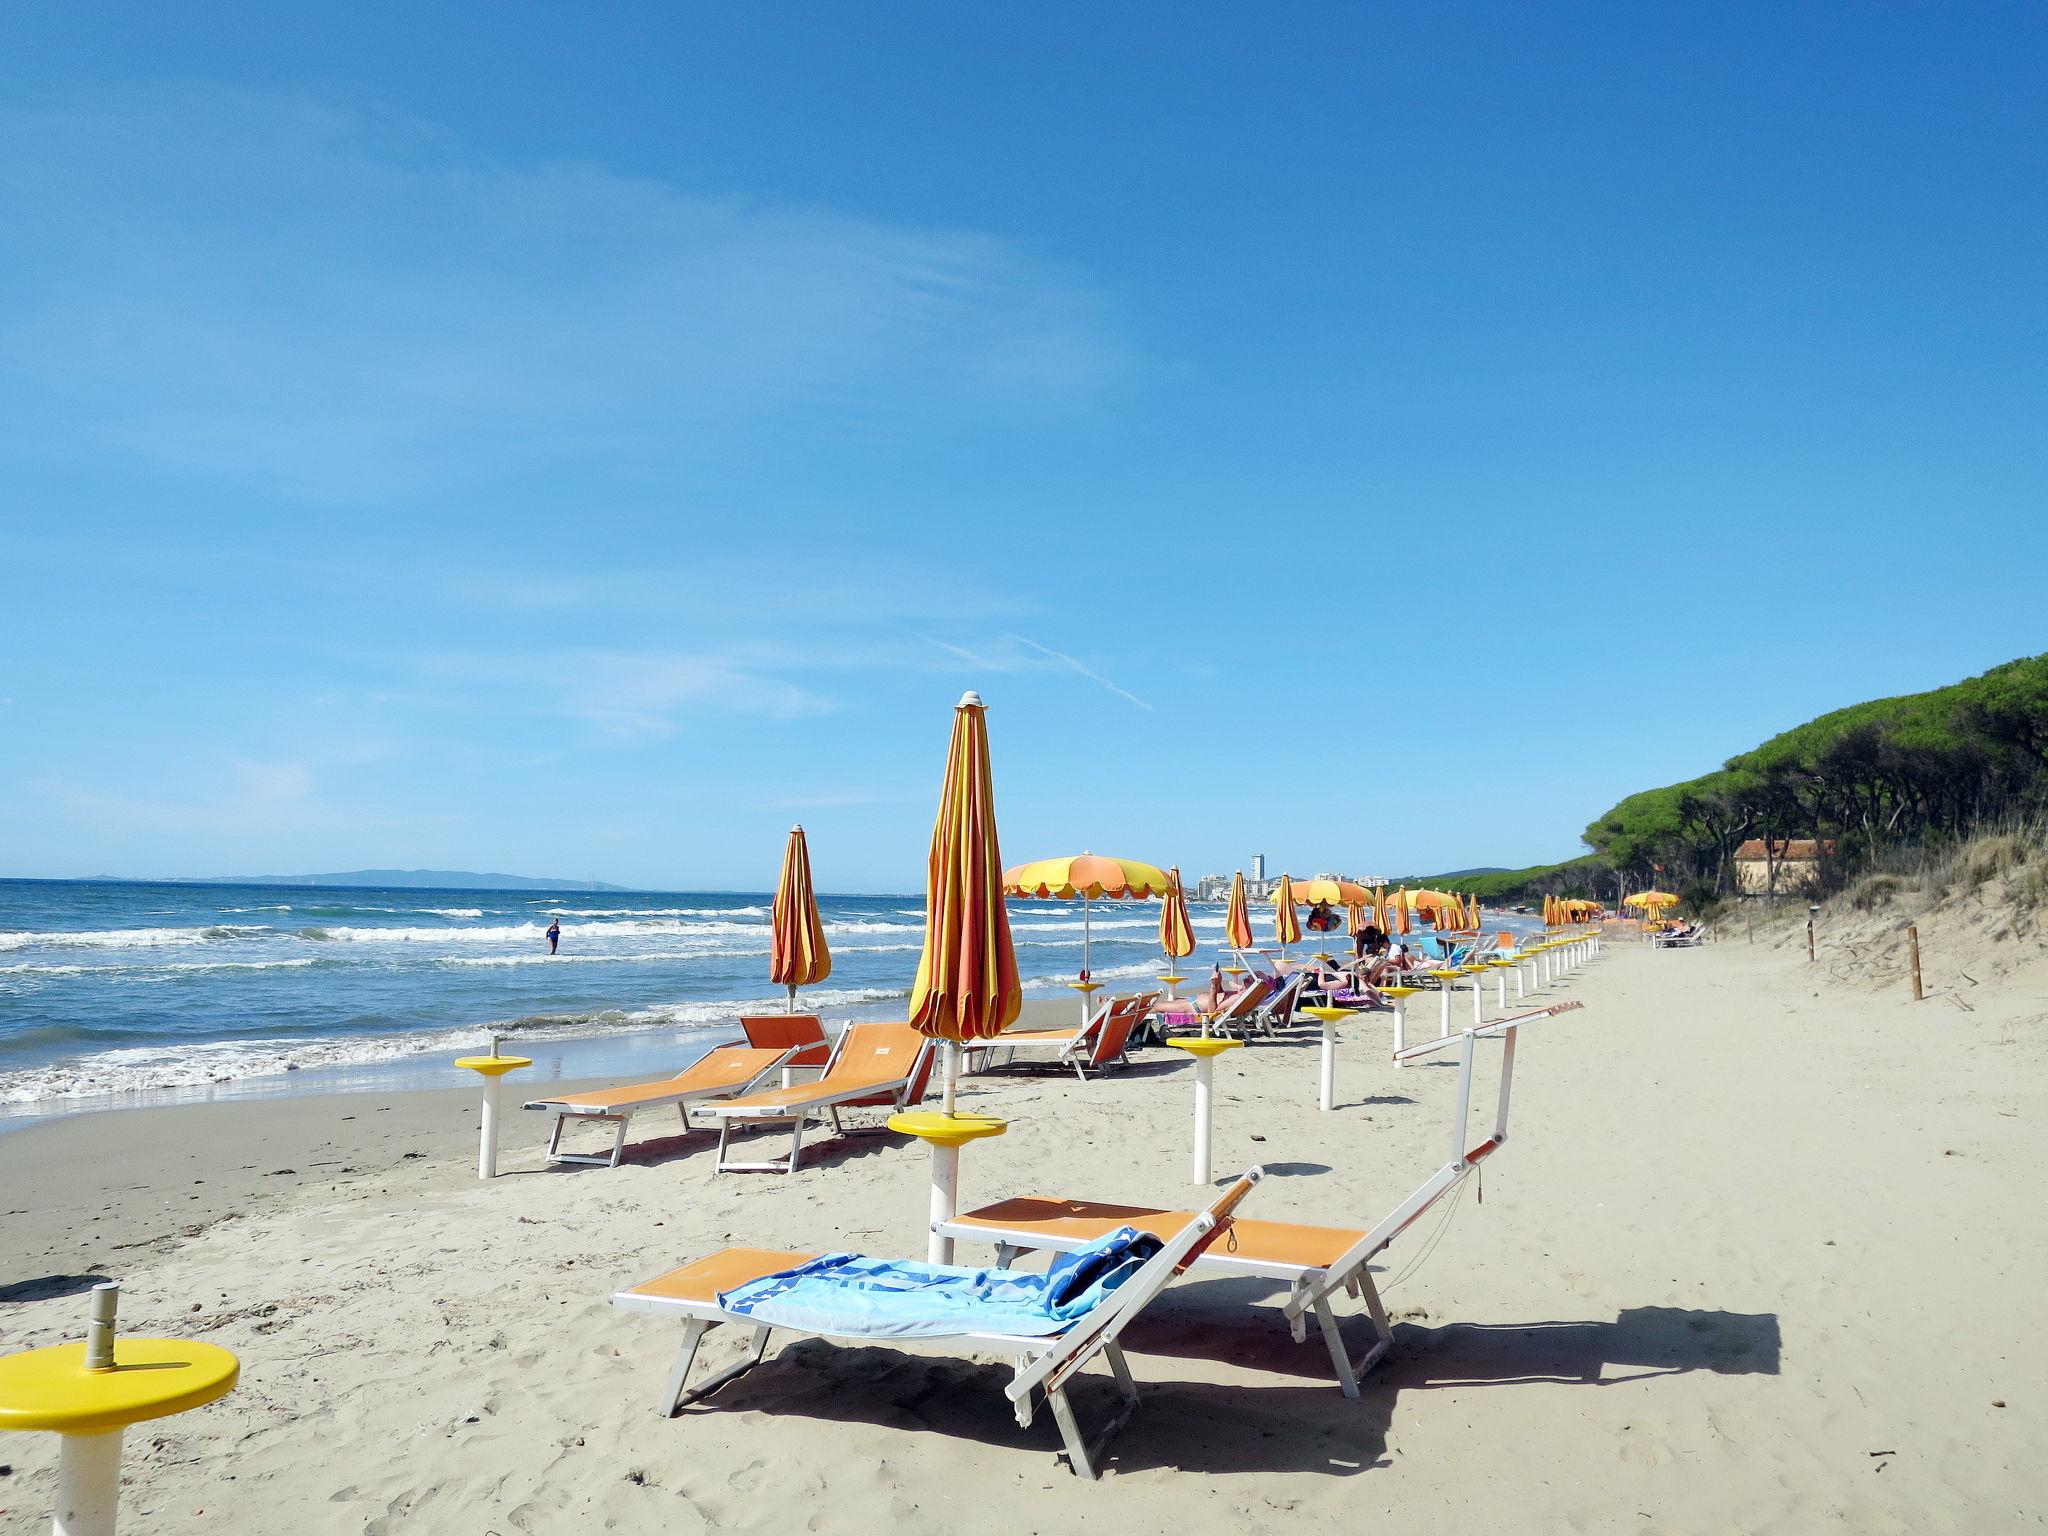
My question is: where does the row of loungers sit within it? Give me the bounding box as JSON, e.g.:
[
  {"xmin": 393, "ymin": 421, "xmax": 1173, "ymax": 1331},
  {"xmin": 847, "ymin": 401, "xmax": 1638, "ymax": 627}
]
[{"xmin": 612, "ymin": 1001, "xmax": 1583, "ymax": 1477}]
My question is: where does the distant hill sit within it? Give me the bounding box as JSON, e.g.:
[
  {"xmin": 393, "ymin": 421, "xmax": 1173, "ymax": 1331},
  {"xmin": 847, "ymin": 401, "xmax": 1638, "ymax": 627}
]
[
  {"xmin": 1426, "ymin": 866, "xmax": 1508, "ymax": 879},
  {"xmin": 195, "ymin": 869, "xmax": 632, "ymax": 891}
]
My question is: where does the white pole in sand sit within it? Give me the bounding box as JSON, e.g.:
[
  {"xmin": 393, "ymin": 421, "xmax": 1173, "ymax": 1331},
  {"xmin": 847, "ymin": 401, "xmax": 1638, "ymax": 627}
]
[
  {"xmin": 455, "ymin": 1036, "xmax": 531, "ymax": 1181},
  {"xmin": 0, "ymin": 1283, "xmax": 238, "ymax": 1536}
]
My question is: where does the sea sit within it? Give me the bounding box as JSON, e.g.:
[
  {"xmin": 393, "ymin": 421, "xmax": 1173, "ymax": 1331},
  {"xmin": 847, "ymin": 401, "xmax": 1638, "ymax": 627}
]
[{"xmin": 0, "ymin": 878, "xmax": 1272, "ymax": 1125}]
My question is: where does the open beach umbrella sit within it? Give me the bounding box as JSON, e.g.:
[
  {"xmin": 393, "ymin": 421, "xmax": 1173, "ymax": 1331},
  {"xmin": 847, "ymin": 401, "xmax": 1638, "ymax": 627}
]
[
  {"xmin": 1271, "ymin": 873, "xmax": 1302, "ymax": 954},
  {"xmin": 909, "ymin": 691, "xmax": 1021, "ymax": 1112},
  {"xmin": 1623, "ymin": 891, "xmax": 1679, "ymax": 909},
  {"xmin": 1224, "ymin": 870, "xmax": 1255, "ymax": 960},
  {"xmin": 769, "ymin": 824, "xmax": 832, "ymax": 1010},
  {"xmin": 1288, "ymin": 876, "xmax": 1371, "ymax": 908},
  {"xmin": 1004, "ymin": 852, "xmax": 1169, "ymax": 1018},
  {"xmin": 1158, "ymin": 868, "xmax": 1197, "ymax": 988}
]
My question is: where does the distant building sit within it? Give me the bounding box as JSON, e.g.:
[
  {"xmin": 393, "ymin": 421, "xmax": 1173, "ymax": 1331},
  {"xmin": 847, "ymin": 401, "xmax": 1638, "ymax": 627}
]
[
  {"xmin": 1252, "ymin": 852, "xmax": 1266, "ymax": 882},
  {"xmin": 1732, "ymin": 838, "xmax": 1836, "ymax": 896}
]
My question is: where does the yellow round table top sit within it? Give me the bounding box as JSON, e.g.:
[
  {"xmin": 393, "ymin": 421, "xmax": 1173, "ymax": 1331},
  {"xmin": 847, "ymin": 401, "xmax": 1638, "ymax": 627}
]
[
  {"xmin": 0, "ymin": 1339, "xmax": 239, "ymax": 1434},
  {"xmin": 1068, "ymin": 980, "xmax": 1103, "ymax": 994},
  {"xmin": 1301, "ymin": 1004, "xmax": 1355, "ymax": 1023},
  {"xmin": 1156, "ymin": 974, "xmax": 1185, "ymax": 984},
  {"xmin": 454, "ymin": 1055, "xmax": 532, "ymax": 1076},
  {"xmin": 1221, "ymin": 965, "xmax": 1248, "ymax": 975},
  {"xmin": 1486, "ymin": 959, "xmax": 1513, "ymax": 968},
  {"xmin": 1428, "ymin": 969, "xmax": 1461, "ymax": 980},
  {"xmin": 887, "ymin": 1110, "xmax": 1008, "ymax": 1147},
  {"xmin": 1380, "ymin": 985, "xmax": 1422, "ymax": 998},
  {"xmin": 1163, "ymin": 1036, "xmax": 1243, "ymax": 1058}
]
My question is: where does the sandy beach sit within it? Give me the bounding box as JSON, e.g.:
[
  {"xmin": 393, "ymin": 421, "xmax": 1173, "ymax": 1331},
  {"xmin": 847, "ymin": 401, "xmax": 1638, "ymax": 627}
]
[{"xmin": 3, "ymin": 922, "xmax": 2043, "ymax": 1535}]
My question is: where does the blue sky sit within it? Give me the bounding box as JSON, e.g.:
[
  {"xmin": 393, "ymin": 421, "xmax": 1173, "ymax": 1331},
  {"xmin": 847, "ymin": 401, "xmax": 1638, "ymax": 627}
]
[{"xmin": 2, "ymin": 2, "xmax": 2043, "ymax": 891}]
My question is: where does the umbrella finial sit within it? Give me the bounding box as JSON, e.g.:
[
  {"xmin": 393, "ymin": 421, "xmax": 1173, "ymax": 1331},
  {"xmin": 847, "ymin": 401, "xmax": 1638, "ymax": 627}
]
[
  {"xmin": 791, "ymin": 823, "xmax": 803, "ymax": 833},
  {"xmin": 957, "ymin": 690, "xmax": 983, "ymax": 708}
]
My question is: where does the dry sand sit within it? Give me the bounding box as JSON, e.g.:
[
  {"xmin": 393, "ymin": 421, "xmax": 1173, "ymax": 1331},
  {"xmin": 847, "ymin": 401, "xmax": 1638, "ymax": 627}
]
[{"xmin": 2, "ymin": 921, "xmax": 2043, "ymax": 1534}]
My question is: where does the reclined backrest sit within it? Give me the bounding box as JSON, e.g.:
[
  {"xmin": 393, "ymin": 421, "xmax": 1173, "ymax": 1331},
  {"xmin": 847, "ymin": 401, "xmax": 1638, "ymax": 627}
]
[
  {"xmin": 826, "ymin": 1022, "xmax": 934, "ymax": 1107},
  {"xmin": 740, "ymin": 1013, "xmax": 831, "ymax": 1068}
]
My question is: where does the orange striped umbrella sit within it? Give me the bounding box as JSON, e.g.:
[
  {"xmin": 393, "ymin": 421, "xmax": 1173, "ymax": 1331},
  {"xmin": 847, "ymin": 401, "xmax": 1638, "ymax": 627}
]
[
  {"xmin": 1271, "ymin": 873, "xmax": 1302, "ymax": 951},
  {"xmin": 769, "ymin": 824, "xmax": 832, "ymax": 1009},
  {"xmin": 1224, "ymin": 870, "xmax": 1254, "ymax": 952},
  {"xmin": 1346, "ymin": 901, "xmax": 1369, "ymax": 938},
  {"xmin": 1372, "ymin": 885, "xmax": 1390, "ymax": 934},
  {"xmin": 1158, "ymin": 867, "xmax": 1197, "ymax": 966},
  {"xmin": 908, "ymin": 692, "xmax": 1020, "ymax": 1110},
  {"xmin": 1394, "ymin": 885, "xmax": 1413, "ymax": 936}
]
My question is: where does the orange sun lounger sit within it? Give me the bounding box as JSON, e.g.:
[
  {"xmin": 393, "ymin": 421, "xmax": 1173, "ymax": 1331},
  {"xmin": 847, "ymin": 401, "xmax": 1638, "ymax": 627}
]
[
  {"xmin": 961, "ymin": 992, "xmax": 1153, "ymax": 1079},
  {"xmin": 938, "ymin": 1002, "xmax": 1583, "ymax": 1394},
  {"xmin": 610, "ymin": 1170, "xmax": 1262, "ymax": 1478},
  {"xmin": 523, "ymin": 1043, "xmax": 795, "ymax": 1168},
  {"xmin": 698, "ymin": 1021, "xmax": 936, "ymax": 1174}
]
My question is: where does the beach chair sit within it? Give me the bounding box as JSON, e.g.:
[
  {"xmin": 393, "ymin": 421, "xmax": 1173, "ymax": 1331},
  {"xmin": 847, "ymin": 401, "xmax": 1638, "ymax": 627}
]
[
  {"xmin": 1246, "ymin": 970, "xmax": 1307, "ymax": 1036},
  {"xmin": 523, "ymin": 1044, "xmax": 796, "ymax": 1169},
  {"xmin": 701, "ymin": 1022, "xmax": 936, "ymax": 1174},
  {"xmin": 963, "ymin": 993, "xmax": 1150, "ymax": 1080},
  {"xmin": 937, "ymin": 1002, "xmax": 1585, "ymax": 1396},
  {"xmin": 610, "ymin": 1170, "xmax": 1262, "ymax": 1479},
  {"xmin": 738, "ymin": 1013, "xmax": 831, "ymax": 1086},
  {"xmin": 1175, "ymin": 975, "xmax": 1271, "ymax": 1040}
]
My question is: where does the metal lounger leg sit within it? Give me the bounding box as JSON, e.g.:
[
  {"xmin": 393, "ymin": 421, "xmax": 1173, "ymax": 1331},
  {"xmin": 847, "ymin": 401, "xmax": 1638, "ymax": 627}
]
[
  {"xmin": 661, "ymin": 1321, "xmax": 774, "ymax": 1414},
  {"xmin": 1044, "ymin": 1341, "xmax": 1142, "ymax": 1480},
  {"xmin": 546, "ymin": 1113, "xmax": 568, "ymax": 1164},
  {"xmin": 609, "ymin": 1114, "xmax": 631, "ymax": 1169},
  {"xmin": 678, "ymin": 1102, "xmax": 693, "ymax": 1132},
  {"xmin": 786, "ymin": 1113, "xmax": 807, "ymax": 1173}
]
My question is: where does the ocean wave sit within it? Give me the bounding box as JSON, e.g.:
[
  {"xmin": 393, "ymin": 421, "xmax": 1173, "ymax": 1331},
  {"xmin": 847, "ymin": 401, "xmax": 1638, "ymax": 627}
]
[
  {"xmin": 0, "ymin": 984, "xmax": 910, "ymax": 1103},
  {"xmin": 0, "ymin": 957, "xmax": 324, "ymax": 978},
  {"xmin": 410, "ymin": 907, "xmax": 485, "ymax": 919},
  {"xmin": 0, "ymin": 925, "xmax": 269, "ymax": 952}
]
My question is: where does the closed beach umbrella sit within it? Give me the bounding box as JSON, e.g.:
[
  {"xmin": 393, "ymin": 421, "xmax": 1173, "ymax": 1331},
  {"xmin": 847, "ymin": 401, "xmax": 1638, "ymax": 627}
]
[
  {"xmin": 1271, "ymin": 873, "xmax": 1302, "ymax": 952},
  {"xmin": 770, "ymin": 824, "xmax": 832, "ymax": 1010},
  {"xmin": 1225, "ymin": 870, "xmax": 1255, "ymax": 954},
  {"xmin": 1346, "ymin": 901, "xmax": 1369, "ymax": 938},
  {"xmin": 909, "ymin": 691, "xmax": 1021, "ymax": 1111},
  {"xmin": 1158, "ymin": 868, "xmax": 1197, "ymax": 979},
  {"xmin": 1373, "ymin": 885, "xmax": 1390, "ymax": 934},
  {"xmin": 1466, "ymin": 892, "xmax": 1480, "ymax": 930},
  {"xmin": 1394, "ymin": 886, "xmax": 1413, "ymax": 936}
]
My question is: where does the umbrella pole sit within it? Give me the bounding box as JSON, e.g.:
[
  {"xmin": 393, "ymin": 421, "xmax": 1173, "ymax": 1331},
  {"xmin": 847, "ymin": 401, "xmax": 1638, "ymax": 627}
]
[
  {"xmin": 787, "ymin": 984, "xmax": 797, "ymax": 1013},
  {"xmin": 927, "ymin": 1040, "xmax": 963, "ymax": 1264}
]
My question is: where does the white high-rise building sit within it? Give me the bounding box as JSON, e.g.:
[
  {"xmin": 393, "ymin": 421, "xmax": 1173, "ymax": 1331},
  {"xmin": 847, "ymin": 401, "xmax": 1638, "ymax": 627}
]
[{"xmin": 1252, "ymin": 852, "xmax": 1266, "ymax": 882}]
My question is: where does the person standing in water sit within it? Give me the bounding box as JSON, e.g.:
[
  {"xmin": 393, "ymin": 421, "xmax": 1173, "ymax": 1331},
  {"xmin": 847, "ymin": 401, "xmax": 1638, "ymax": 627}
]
[{"xmin": 546, "ymin": 918, "xmax": 561, "ymax": 956}]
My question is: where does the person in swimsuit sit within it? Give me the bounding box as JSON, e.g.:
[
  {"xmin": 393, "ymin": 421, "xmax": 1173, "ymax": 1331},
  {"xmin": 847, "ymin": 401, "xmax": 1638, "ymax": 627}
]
[{"xmin": 546, "ymin": 919, "xmax": 561, "ymax": 955}]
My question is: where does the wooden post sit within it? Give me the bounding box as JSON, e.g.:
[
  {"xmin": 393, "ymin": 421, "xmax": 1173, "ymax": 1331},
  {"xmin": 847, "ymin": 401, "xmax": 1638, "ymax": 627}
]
[
  {"xmin": 1908, "ymin": 924, "xmax": 1924, "ymax": 1001},
  {"xmin": 1806, "ymin": 915, "xmax": 1815, "ymax": 962}
]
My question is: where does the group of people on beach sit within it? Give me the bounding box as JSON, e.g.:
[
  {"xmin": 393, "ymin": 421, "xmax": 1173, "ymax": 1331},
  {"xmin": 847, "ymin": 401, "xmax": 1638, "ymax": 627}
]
[{"xmin": 1185, "ymin": 920, "xmax": 1431, "ymax": 1017}]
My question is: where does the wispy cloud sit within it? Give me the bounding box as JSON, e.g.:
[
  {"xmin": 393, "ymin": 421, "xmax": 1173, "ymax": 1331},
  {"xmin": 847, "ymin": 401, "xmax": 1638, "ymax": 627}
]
[
  {"xmin": 412, "ymin": 648, "xmax": 836, "ymax": 739},
  {"xmin": 0, "ymin": 88, "xmax": 1129, "ymax": 501},
  {"xmin": 922, "ymin": 633, "xmax": 1153, "ymax": 711}
]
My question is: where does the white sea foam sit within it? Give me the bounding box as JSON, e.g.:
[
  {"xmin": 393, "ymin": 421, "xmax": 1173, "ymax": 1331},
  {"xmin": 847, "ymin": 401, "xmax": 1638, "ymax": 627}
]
[{"xmin": 0, "ymin": 984, "xmax": 911, "ymax": 1104}]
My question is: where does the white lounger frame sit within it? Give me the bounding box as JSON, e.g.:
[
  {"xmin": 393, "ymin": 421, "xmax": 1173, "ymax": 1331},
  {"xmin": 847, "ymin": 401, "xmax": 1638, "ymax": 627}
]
[
  {"xmin": 701, "ymin": 1032, "xmax": 934, "ymax": 1174},
  {"xmin": 611, "ymin": 1169, "xmax": 1263, "ymax": 1479},
  {"xmin": 937, "ymin": 1001, "xmax": 1584, "ymax": 1396},
  {"xmin": 524, "ymin": 1047, "xmax": 797, "ymax": 1169}
]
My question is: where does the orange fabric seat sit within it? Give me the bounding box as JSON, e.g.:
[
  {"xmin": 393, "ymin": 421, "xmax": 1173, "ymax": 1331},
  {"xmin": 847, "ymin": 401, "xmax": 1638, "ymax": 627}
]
[
  {"xmin": 951, "ymin": 1197, "xmax": 1364, "ymax": 1272},
  {"xmin": 624, "ymin": 1249, "xmax": 814, "ymax": 1306}
]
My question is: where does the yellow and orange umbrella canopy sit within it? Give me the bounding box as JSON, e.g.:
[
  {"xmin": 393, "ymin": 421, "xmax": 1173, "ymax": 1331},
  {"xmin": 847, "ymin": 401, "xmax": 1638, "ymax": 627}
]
[
  {"xmin": 1158, "ymin": 867, "xmax": 1197, "ymax": 960},
  {"xmin": 1392, "ymin": 885, "xmax": 1413, "ymax": 935},
  {"xmin": 1271, "ymin": 873, "xmax": 1303, "ymax": 946},
  {"xmin": 1287, "ymin": 876, "xmax": 1372, "ymax": 908},
  {"xmin": 1224, "ymin": 871, "xmax": 1255, "ymax": 950},
  {"xmin": 1346, "ymin": 901, "xmax": 1369, "ymax": 938},
  {"xmin": 1003, "ymin": 853, "xmax": 1171, "ymax": 899},
  {"xmin": 769, "ymin": 824, "xmax": 831, "ymax": 1001},
  {"xmin": 908, "ymin": 692, "xmax": 1021, "ymax": 1044},
  {"xmin": 1623, "ymin": 891, "xmax": 1679, "ymax": 909}
]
